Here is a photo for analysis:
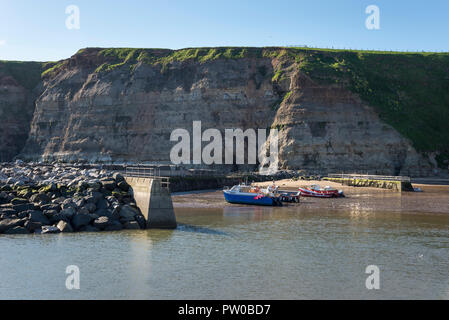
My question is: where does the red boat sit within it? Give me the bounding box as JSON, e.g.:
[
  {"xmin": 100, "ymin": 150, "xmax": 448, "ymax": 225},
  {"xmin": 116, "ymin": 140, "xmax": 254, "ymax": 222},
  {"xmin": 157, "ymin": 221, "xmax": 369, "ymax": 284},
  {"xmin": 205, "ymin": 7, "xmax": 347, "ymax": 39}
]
[{"xmin": 298, "ymin": 185, "xmax": 344, "ymax": 198}]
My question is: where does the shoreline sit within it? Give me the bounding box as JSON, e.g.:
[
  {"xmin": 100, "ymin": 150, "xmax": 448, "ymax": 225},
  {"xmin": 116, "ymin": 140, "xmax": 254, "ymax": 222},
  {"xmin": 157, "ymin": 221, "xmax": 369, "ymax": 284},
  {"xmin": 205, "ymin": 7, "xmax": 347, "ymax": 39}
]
[{"xmin": 172, "ymin": 179, "xmax": 449, "ymax": 215}]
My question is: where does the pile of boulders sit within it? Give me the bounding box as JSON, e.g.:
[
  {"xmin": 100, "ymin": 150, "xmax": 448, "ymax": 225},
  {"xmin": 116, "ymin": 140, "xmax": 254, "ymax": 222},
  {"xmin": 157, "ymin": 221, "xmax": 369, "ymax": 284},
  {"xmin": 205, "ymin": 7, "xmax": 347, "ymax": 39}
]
[{"xmin": 0, "ymin": 163, "xmax": 146, "ymax": 234}]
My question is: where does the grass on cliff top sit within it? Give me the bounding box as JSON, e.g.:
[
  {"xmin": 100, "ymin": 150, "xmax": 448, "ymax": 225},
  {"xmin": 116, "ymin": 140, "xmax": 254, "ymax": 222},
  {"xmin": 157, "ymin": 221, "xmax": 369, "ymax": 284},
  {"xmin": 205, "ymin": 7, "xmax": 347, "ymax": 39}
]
[
  {"xmin": 0, "ymin": 60, "xmax": 48, "ymax": 90},
  {"xmin": 93, "ymin": 47, "xmax": 269, "ymax": 73}
]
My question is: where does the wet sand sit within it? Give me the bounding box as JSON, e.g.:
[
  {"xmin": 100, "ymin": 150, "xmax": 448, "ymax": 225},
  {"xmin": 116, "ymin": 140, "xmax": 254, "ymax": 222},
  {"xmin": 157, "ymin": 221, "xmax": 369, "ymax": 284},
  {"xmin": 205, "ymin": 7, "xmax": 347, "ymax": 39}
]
[{"xmin": 172, "ymin": 179, "xmax": 449, "ymax": 215}]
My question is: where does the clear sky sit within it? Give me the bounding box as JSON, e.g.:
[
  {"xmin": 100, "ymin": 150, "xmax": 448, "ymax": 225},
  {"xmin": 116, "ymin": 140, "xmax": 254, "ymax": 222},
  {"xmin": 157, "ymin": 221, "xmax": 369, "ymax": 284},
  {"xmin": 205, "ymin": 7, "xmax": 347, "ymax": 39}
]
[{"xmin": 0, "ymin": 0, "xmax": 448, "ymax": 61}]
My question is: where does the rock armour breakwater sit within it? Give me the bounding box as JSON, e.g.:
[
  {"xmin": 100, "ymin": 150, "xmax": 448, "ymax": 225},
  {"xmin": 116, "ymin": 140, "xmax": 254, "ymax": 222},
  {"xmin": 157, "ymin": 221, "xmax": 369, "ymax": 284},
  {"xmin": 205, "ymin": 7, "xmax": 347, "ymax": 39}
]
[{"xmin": 0, "ymin": 163, "xmax": 146, "ymax": 234}]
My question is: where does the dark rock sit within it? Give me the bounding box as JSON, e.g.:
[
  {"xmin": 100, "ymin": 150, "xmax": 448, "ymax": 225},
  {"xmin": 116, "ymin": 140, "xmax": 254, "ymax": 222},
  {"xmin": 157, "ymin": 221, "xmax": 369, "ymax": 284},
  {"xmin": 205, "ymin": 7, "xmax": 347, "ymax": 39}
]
[
  {"xmin": 113, "ymin": 172, "xmax": 125, "ymax": 183},
  {"xmin": 43, "ymin": 209, "xmax": 58, "ymax": 218},
  {"xmin": 104, "ymin": 220, "xmax": 123, "ymax": 231},
  {"xmin": 30, "ymin": 193, "xmax": 50, "ymax": 204},
  {"xmin": 24, "ymin": 220, "xmax": 43, "ymax": 232},
  {"xmin": 119, "ymin": 205, "xmax": 138, "ymax": 220},
  {"xmin": 0, "ymin": 208, "xmax": 17, "ymax": 217},
  {"xmin": 124, "ymin": 221, "xmax": 140, "ymax": 230},
  {"xmin": 0, "ymin": 218, "xmax": 23, "ymax": 233},
  {"xmin": 52, "ymin": 197, "xmax": 66, "ymax": 204},
  {"xmin": 60, "ymin": 207, "xmax": 76, "ymax": 219},
  {"xmin": 96, "ymin": 198, "xmax": 109, "ymax": 210},
  {"xmin": 4, "ymin": 226, "xmax": 29, "ymax": 234},
  {"xmin": 93, "ymin": 216, "xmax": 111, "ymax": 229},
  {"xmin": 29, "ymin": 210, "xmax": 50, "ymax": 225},
  {"xmin": 56, "ymin": 220, "xmax": 73, "ymax": 233},
  {"xmin": 79, "ymin": 225, "xmax": 100, "ymax": 232},
  {"xmin": 135, "ymin": 214, "xmax": 146, "ymax": 229},
  {"xmin": 40, "ymin": 203, "xmax": 61, "ymax": 212},
  {"xmin": 77, "ymin": 207, "xmax": 90, "ymax": 215},
  {"xmin": 12, "ymin": 203, "xmax": 35, "ymax": 213},
  {"xmin": 49, "ymin": 213, "xmax": 68, "ymax": 224},
  {"xmin": 11, "ymin": 198, "xmax": 28, "ymax": 205},
  {"xmin": 88, "ymin": 181, "xmax": 101, "ymax": 191},
  {"xmin": 84, "ymin": 203, "xmax": 96, "ymax": 213},
  {"xmin": 101, "ymin": 179, "xmax": 116, "ymax": 191},
  {"xmin": 61, "ymin": 201, "xmax": 76, "ymax": 210},
  {"xmin": 117, "ymin": 181, "xmax": 129, "ymax": 191},
  {"xmin": 71, "ymin": 213, "xmax": 93, "ymax": 230},
  {"xmin": 74, "ymin": 198, "xmax": 85, "ymax": 208}
]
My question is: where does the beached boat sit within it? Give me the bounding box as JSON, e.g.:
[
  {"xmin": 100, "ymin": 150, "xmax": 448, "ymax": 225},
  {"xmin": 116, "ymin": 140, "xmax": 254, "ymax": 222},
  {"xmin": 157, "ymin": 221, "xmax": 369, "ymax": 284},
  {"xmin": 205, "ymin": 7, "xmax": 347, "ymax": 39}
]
[
  {"xmin": 298, "ymin": 185, "xmax": 344, "ymax": 198},
  {"xmin": 223, "ymin": 185, "xmax": 283, "ymax": 206}
]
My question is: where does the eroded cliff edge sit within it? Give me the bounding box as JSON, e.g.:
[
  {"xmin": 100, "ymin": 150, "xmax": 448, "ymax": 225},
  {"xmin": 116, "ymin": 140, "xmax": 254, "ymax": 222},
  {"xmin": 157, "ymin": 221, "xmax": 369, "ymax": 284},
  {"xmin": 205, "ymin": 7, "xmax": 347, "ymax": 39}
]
[{"xmin": 1, "ymin": 47, "xmax": 448, "ymax": 176}]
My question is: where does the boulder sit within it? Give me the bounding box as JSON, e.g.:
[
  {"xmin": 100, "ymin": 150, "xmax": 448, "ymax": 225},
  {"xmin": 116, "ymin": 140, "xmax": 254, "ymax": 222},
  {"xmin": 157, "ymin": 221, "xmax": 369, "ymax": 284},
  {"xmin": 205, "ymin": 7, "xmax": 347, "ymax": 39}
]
[
  {"xmin": 104, "ymin": 220, "xmax": 123, "ymax": 231},
  {"xmin": 49, "ymin": 213, "xmax": 68, "ymax": 224},
  {"xmin": 101, "ymin": 179, "xmax": 116, "ymax": 191},
  {"xmin": 43, "ymin": 209, "xmax": 58, "ymax": 218},
  {"xmin": 29, "ymin": 210, "xmax": 51, "ymax": 225},
  {"xmin": 0, "ymin": 218, "xmax": 23, "ymax": 233},
  {"xmin": 12, "ymin": 203, "xmax": 35, "ymax": 213},
  {"xmin": 30, "ymin": 193, "xmax": 50, "ymax": 204},
  {"xmin": 12, "ymin": 203, "xmax": 34, "ymax": 212},
  {"xmin": 117, "ymin": 181, "xmax": 129, "ymax": 191},
  {"xmin": 60, "ymin": 207, "xmax": 76, "ymax": 219},
  {"xmin": 11, "ymin": 198, "xmax": 28, "ymax": 205},
  {"xmin": 79, "ymin": 225, "xmax": 100, "ymax": 232},
  {"xmin": 124, "ymin": 221, "xmax": 140, "ymax": 230},
  {"xmin": 71, "ymin": 213, "xmax": 93, "ymax": 230},
  {"xmin": 77, "ymin": 206, "xmax": 90, "ymax": 215},
  {"xmin": 0, "ymin": 208, "xmax": 17, "ymax": 217},
  {"xmin": 24, "ymin": 220, "xmax": 43, "ymax": 232},
  {"xmin": 93, "ymin": 216, "xmax": 111, "ymax": 229},
  {"xmin": 119, "ymin": 205, "xmax": 138, "ymax": 220},
  {"xmin": 56, "ymin": 220, "xmax": 73, "ymax": 233},
  {"xmin": 135, "ymin": 214, "xmax": 146, "ymax": 229},
  {"xmin": 40, "ymin": 203, "xmax": 61, "ymax": 212},
  {"xmin": 4, "ymin": 226, "xmax": 29, "ymax": 234},
  {"xmin": 113, "ymin": 172, "xmax": 125, "ymax": 183},
  {"xmin": 96, "ymin": 198, "xmax": 109, "ymax": 210},
  {"xmin": 84, "ymin": 203, "xmax": 96, "ymax": 213}
]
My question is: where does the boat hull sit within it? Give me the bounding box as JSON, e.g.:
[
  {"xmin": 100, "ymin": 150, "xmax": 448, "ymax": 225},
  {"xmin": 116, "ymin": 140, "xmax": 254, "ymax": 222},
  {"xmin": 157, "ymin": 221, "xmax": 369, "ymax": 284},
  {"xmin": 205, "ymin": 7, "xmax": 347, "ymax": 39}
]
[
  {"xmin": 223, "ymin": 191, "xmax": 279, "ymax": 206},
  {"xmin": 298, "ymin": 187, "xmax": 342, "ymax": 198}
]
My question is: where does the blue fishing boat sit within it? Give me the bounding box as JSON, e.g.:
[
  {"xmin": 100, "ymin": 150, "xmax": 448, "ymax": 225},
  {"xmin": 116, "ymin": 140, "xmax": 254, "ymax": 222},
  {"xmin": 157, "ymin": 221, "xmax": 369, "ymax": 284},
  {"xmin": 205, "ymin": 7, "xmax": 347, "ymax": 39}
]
[{"xmin": 223, "ymin": 185, "xmax": 282, "ymax": 206}]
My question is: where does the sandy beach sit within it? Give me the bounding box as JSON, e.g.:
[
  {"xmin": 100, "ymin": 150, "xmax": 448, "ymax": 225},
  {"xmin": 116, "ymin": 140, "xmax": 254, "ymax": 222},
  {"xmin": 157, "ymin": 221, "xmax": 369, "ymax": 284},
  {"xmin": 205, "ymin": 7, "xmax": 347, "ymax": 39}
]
[{"xmin": 172, "ymin": 179, "xmax": 449, "ymax": 215}]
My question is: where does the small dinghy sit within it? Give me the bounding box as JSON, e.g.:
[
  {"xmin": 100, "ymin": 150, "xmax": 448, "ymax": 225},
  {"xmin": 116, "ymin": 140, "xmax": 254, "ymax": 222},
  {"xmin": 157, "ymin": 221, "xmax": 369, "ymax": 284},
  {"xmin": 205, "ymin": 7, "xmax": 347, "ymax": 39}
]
[
  {"xmin": 298, "ymin": 185, "xmax": 344, "ymax": 198},
  {"xmin": 223, "ymin": 184, "xmax": 283, "ymax": 206}
]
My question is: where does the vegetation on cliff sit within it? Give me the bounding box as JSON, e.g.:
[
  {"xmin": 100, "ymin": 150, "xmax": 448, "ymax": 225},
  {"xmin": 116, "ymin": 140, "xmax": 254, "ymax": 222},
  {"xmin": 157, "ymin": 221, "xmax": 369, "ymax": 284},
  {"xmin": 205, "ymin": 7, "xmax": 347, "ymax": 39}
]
[{"xmin": 0, "ymin": 60, "xmax": 47, "ymax": 90}]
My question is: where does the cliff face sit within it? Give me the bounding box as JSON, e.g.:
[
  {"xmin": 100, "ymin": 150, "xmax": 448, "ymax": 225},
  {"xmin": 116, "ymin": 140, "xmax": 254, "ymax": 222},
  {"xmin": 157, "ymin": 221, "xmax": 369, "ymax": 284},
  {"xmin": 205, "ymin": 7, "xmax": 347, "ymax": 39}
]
[
  {"xmin": 0, "ymin": 62, "xmax": 41, "ymax": 162},
  {"xmin": 3, "ymin": 47, "xmax": 448, "ymax": 176}
]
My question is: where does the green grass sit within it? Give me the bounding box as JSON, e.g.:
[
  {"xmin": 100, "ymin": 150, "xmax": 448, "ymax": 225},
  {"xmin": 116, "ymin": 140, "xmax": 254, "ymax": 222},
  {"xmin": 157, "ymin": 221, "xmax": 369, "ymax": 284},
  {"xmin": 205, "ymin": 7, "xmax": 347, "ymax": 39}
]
[{"xmin": 0, "ymin": 60, "xmax": 47, "ymax": 90}]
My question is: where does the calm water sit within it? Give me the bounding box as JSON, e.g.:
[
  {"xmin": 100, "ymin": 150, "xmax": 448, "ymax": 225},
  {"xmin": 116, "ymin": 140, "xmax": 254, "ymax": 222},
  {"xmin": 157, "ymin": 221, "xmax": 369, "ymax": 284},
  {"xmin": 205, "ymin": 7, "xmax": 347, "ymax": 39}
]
[{"xmin": 1, "ymin": 200, "xmax": 449, "ymax": 299}]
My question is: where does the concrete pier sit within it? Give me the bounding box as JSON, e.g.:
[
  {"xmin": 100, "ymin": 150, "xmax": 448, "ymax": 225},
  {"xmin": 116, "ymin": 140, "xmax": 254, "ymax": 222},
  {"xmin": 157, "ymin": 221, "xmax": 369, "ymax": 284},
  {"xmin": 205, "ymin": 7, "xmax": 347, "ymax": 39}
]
[{"xmin": 124, "ymin": 177, "xmax": 177, "ymax": 229}]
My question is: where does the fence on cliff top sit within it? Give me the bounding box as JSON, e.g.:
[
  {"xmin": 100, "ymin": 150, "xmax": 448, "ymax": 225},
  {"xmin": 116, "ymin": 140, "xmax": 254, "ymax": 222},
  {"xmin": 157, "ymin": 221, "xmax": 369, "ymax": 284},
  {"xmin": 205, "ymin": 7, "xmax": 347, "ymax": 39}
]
[{"xmin": 327, "ymin": 173, "xmax": 410, "ymax": 182}]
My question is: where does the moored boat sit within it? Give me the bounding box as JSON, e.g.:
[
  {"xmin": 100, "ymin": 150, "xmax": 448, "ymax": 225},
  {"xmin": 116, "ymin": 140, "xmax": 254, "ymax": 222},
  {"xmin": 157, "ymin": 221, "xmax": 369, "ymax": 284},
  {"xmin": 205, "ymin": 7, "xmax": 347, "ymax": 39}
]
[
  {"xmin": 298, "ymin": 185, "xmax": 344, "ymax": 198},
  {"xmin": 223, "ymin": 185, "xmax": 283, "ymax": 206}
]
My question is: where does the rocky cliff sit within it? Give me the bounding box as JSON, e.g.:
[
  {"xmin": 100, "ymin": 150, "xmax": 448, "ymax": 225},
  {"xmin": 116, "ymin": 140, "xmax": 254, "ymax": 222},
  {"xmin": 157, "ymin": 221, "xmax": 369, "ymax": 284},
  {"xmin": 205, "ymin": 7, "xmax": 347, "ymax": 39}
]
[
  {"xmin": 1, "ymin": 47, "xmax": 448, "ymax": 176},
  {"xmin": 0, "ymin": 61, "xmax": 44, "ymax": 162}
]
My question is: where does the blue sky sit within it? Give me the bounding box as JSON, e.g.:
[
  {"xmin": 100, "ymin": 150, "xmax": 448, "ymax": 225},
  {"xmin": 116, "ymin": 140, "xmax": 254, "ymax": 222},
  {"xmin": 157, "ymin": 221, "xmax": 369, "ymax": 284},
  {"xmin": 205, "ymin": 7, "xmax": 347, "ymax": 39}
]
[{"xmin": 0, "ymin": 0, "xmax": 448, "ymax": 61}]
